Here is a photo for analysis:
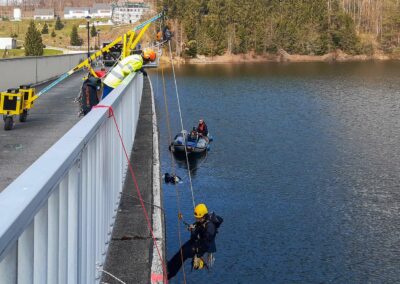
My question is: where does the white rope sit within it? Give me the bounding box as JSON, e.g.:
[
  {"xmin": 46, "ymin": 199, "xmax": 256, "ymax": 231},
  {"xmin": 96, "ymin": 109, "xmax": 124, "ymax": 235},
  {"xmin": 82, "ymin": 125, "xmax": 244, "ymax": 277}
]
[
  {"xmin": 167, "ymin": 40, "xmax": 196, "ymax": 210},
  {"xmin": 97, "ymin": 266, "xmax": 127, "ymax": 284}
]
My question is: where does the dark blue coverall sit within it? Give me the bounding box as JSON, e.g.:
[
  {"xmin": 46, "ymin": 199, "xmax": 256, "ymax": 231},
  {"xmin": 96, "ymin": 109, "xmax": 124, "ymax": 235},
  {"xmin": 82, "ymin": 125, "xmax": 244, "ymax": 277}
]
[{"xmin": 167, "ymin": 214, "xmax": 217, "ymax": 280}]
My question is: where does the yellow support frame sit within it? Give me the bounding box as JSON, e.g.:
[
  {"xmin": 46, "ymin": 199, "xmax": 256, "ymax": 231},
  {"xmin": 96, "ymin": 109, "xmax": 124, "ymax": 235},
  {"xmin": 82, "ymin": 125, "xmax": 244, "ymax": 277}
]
[
  {"xmin": 71, "ymin": 23, "xmax": 151, "ymax": 77},
  {"xmin": 0, "ymin": 91, "xmax": 23, "ymax": 116},
  {"xmin": 34, "ymin": 12, "xmax": 163, "ymax": 99},
  {"xmin": 20, "ymin": 87, "xmax": 37, "ymax": 109},
  {"xmin": 126, "ymin": 32, "xmax": 136, "ymax": 57},
  {"xmin": 122, "ymin": 34, "xmax": 128, "ymax": 59},
  {"xmin": 0, "ymin": 87, "xmax": 38, "ymax": 116}
]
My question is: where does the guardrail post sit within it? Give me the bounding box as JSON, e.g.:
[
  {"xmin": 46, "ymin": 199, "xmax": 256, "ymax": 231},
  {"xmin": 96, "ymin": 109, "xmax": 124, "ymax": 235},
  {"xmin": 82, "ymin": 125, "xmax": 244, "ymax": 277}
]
[
  {"xmin": 58, "ymin": 179, "xmax": 68, "ymax": 284},
  {"xmin": 68, "ymin": 163, "xmax": 79, "ymax": 283},
  {"xmin": 18, "ymin": 222, "xmax": 34, "ymax": 284},
  {"xmin": 48, "ymin": 186, "xmax": 60, "ymax": 283},
  {"xmin": 0, "ymin": 243, "xmax": 17, "ymax": 284},
  {"xmin": 34, "ymin": 203, "xmax": 48, "ymax": 284},
  {"xmin": 79, "ymin": 152, "xmax": 88, "ymax": 284}
]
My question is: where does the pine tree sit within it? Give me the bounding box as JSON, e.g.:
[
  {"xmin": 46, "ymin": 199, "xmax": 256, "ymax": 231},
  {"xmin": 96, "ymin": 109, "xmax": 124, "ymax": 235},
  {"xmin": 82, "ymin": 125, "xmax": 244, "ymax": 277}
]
[
  {"xmin": 90, "ymin": 24, "xmax": 97, "ymax": 37},
  {"xmin": 24, "ymin": 20, "xmax": 44, "ymax": 56},
  {"xmin": 70, "ymin": 25, "xmax": 83, "ymax": 46},
  {"xmin": 51, "ymin": 30, "xmax": 56, "ymax": 38},
  {"xmin": 41, "ymin": 22, "xmax": 49, "ymax": 34},
  {"xmin": 55, "ymin": 16, "xmax": 64, "ymax": 30}
]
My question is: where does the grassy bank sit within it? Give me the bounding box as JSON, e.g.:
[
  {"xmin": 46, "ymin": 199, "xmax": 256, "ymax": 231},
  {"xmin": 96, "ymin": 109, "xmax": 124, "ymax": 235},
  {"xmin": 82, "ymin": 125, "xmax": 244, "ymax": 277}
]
[
  {"xmin": 0, "ymin": 48, "xmax": 63, "ymax": 58},
  {"xmin": 0, "ymin": 19, "xmax": 145, "ymax": 53}
]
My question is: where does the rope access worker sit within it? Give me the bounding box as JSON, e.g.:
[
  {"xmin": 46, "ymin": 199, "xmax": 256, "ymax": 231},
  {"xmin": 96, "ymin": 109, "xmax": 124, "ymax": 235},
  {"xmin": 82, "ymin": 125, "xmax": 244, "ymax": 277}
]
[
  {"xmin": 197, "ymin": 119, "xmax": 208, "ymax": 137},
  {"xmin": 167, "ymin": 204, "xmax": 223, "ymax": 280},
  {"xmin": 102, "ymin": 48, "xmax": 156, "ymax": 99}
]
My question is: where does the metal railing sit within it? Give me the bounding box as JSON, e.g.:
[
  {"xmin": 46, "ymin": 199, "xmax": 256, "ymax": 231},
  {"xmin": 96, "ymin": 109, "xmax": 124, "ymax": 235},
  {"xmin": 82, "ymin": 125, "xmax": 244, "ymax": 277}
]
[{"xmin": 0, "ymin": 72, "xmax": 143, "ymax": 284}]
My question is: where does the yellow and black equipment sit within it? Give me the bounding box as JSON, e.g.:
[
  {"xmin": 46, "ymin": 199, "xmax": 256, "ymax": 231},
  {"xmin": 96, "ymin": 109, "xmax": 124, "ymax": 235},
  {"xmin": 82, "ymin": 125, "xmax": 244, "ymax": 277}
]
[
  {"xmin": 0, "ymin": 85, "xmax": 37, "ymax": 130},
  {"xmin": 0, "ymin": 11, "xmax": 165, "ymax": 131}
]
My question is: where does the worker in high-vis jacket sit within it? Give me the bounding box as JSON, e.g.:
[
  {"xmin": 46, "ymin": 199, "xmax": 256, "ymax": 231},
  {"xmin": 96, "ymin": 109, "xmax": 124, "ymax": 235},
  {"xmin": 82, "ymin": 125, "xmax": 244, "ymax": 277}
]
[{"xmin": 102, "ymin": 48, "xmax": 156, "ymax": 99}]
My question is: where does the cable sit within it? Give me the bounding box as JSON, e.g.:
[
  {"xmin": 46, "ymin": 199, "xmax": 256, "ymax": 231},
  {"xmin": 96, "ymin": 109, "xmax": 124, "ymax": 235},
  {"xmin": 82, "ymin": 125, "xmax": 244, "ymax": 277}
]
[
  {"xmin": 93, "ymin": 105, "xmax": 169, "ymax": 283},
  {"xmin": 120, "ymin": 192, "xmax": 165, "ymax": 212},
  {"xmin": 167, "ymin": 40, "xmax": 196, "ymax": 210},
  {"xmin": 160, "ymin": 63, "xmax": 187, "ymax": 283},
  {"xmin": 97, "ymin": 266, "xmax": 127, "ymax": 284}
]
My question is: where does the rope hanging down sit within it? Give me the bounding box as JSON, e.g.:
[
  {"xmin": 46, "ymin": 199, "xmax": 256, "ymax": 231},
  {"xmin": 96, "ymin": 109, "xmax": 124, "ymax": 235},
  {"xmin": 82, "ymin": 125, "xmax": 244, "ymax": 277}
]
[
  {"xmin": 167, "ymin": 40, "xmax": 196, "ymax": 210},
  {"xmin": 93, "ymin": 104, "xmax": 168, "ymax": 283},
  {"xmin": 160, "ymin": 65, "xmax": 187, "ymax": 284}
]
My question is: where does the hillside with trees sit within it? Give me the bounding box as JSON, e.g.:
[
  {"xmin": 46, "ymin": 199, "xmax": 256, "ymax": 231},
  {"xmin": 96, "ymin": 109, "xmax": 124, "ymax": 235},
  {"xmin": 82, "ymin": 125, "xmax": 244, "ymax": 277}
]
[{"xmin": 161, "ymin": 0, "xmax": 400, "ymax": 59}]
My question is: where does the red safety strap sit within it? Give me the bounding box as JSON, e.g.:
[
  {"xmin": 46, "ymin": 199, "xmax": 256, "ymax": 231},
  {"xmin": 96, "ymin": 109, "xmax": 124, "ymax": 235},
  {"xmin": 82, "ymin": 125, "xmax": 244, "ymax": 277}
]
[{"xmin": 93, "ymin": 105, "xmax": 168, "ymax": 283}]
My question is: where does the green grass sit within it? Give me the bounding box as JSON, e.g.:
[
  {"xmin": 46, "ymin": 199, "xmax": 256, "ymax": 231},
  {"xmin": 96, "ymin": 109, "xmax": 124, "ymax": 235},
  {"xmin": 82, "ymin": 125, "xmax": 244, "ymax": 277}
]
[
  {"xmin": 0, "ymin": 49, "xmax": 25, "ymax": 58},
  {"xmin": 43, "ymin": 49, "xmax": 63, "ymax": 56},
  {"xmin": 0, "ymin": 49, "xmax": 63, "ymax": 58},
  {"xmin": 0, "ymin": 19, "xmax": 114, "ymax": 50}
]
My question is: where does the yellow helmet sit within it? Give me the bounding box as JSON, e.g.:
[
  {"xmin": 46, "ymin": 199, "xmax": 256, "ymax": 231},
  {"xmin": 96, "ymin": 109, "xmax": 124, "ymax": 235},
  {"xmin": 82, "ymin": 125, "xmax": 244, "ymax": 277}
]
[
  {"xmin": 194, "ymin": 203, "xmax": 208, "ymax": 218},
  {"xmin": 142, "ymin": 48, "xmax": 156, "ymax": 61}
]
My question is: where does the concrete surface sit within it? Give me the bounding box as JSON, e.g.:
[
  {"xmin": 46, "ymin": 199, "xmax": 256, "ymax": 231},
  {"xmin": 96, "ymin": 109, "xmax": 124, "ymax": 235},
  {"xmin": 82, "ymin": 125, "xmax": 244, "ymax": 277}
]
[
  {"xmin": 101, "ymin": 77, "xmax": 165, "ymax": 284},
  {"xmin": 0, "ymin": 54, "xmax": 86, "ymax": 90},
  {"xmin": 0, "ymin": 72, "xmax": 83, "ymax": 191}
]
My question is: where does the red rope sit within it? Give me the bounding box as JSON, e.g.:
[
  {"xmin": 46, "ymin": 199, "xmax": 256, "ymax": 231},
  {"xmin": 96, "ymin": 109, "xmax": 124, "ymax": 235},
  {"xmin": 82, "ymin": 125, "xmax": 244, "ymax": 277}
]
[{"xmin": 93, "ymin": 104, "xmax": 168, "ymax": 283}]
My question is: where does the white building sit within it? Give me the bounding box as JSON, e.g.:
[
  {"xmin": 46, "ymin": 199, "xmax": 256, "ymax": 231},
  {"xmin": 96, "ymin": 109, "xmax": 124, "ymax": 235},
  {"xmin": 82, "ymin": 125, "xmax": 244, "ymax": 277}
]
[
  {"xmin": 13, "ymin": 8, "xmax": 21, "ymax": 21},
  {"xmin": 90, "ymin": 3, "xmax": 112, "ymax": 19},
  {"xmin": 112, "ymin": 2, "xmax": 150, "ymax": 24},
  {"xmin": 34, "ymin": 9, "xmax": 55, "ymax": 20},
  {"xmin": 64, "ymin": 7, "xmax": 90, "ymax": 19},
  {"xmin": 0, "ymin": 38, "xmax": 17, "ymax": 49}
]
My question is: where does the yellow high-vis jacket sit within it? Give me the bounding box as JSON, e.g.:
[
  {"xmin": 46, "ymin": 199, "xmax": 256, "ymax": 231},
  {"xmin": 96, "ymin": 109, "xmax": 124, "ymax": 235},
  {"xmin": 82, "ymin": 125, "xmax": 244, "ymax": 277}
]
[{"xmin": 104, "ymin": 54, "xmax": 143, "ymax": 89}]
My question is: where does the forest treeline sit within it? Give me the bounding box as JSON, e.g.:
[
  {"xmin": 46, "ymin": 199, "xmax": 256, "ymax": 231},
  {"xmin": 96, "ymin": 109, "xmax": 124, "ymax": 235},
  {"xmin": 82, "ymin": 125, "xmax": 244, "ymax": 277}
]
[{"xmin": 160, "ymin": 0, "xmax": 400, "ymax": 57}]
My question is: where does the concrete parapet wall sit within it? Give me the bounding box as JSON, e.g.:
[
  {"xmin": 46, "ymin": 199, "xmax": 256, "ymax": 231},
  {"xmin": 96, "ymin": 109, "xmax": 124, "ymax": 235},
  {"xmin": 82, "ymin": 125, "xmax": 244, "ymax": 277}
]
[
  {"xmin": 0, "ymin": 53, "xmax": 86, "ymax": 91},
  {"xmin": 101, "ymin": 76, "xmax": 166, "ymax": 283}
]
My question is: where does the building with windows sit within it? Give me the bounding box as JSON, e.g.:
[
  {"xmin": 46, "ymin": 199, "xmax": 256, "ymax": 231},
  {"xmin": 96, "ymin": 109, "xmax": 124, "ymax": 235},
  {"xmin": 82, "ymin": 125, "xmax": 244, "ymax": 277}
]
[
  {"xmin": 90, "ymin": 3, "xmax": 112, "ymax": 19},
  {"xmin": 34, "ymin": 9, "xmax": 55, "ymax": 20},
  {"xmin": 64, "ymin": 7, "xmax": 91, "ymax": 19},
  {"xmin": 64, "ymin": 4, "xmax": 112, "ymax": 19},
  {"xmin": 112, "ymin": 2, "xmax": 150, "ymax": 24}
]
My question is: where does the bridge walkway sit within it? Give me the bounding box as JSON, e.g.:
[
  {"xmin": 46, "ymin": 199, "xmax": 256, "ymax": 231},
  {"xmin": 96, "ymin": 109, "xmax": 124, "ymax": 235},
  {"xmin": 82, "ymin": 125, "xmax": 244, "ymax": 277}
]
[{"xmin": 0, "ymin": 72, "xmax": 83, "ymax": 191}]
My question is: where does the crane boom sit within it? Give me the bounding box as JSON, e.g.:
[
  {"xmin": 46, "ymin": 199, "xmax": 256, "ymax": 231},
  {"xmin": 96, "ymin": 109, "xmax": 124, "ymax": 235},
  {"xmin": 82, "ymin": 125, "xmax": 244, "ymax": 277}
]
[{"xmin": 36, "ymin": 12, "xmax": 164, "ymax": 98}]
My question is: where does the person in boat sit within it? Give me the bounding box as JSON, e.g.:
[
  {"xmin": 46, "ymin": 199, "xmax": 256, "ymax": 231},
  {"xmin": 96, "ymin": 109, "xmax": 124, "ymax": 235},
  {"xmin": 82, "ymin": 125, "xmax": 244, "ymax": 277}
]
[
  {"xmin": 196, "ymin": 119, "xmax": 208, "ymax": 138},
  {"xmin": 167, "ymin": 204, "xmax": 223, "ymax": 280},
  {"xmin": 102, "ymin": 48, "xmax": 156, "ymax": 99},
  {"xmin": 188, "ymin": 129, "xmax": 198, "ymax": 142}
]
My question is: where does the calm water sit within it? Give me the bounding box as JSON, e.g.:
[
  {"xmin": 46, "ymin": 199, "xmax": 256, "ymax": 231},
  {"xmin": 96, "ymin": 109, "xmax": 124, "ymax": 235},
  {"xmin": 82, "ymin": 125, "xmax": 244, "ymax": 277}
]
[{"xmin": 151, "ymin": 62, "xmax": 400, "ymax": 283}]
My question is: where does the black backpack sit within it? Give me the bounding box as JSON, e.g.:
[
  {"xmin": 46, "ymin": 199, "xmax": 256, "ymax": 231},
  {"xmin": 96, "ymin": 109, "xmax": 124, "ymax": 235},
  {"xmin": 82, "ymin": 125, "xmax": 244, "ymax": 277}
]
[
  {"xmin": 81, "ymin": 77, "xmax": 102, "ymax": 115},
  {"xmin": 208, "ymin": 212, "xmax": 223, "ymax": 230}
]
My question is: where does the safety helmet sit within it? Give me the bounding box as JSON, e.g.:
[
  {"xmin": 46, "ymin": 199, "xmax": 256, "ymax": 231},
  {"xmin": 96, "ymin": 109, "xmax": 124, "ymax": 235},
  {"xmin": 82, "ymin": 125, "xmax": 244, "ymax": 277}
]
[
  {"xmin": 143, "ymin": 48, "xmax": 156, "ymax": 61},
  {"xmin": 194, "ymin": 203, "xmax": 208, "ymax": 218}
]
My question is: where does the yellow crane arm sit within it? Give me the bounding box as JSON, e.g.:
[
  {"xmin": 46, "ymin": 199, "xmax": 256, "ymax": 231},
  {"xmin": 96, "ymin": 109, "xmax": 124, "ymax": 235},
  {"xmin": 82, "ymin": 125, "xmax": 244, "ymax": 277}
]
[{"xmin": 36, "ymin": 12, "xmax": 164, "ymax": 98}]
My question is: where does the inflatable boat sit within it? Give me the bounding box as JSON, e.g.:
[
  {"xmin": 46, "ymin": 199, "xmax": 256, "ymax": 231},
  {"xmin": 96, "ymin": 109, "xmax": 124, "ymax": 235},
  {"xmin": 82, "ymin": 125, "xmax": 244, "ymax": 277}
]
[{"xmin": 169, "ymin": 130, "xmax": 211, "ymax": 154}]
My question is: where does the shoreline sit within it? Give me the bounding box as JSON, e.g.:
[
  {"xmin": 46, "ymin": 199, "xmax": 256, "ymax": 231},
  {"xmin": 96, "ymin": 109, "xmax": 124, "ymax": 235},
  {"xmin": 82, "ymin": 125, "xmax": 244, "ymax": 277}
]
[{"xmin": 160, "ymin": 49, "xmax": 399, "ymax": 64}]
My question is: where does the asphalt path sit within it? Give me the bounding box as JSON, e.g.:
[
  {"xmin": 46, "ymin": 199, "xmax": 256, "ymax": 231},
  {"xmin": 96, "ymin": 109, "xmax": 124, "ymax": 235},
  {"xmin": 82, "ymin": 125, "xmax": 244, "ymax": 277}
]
[{"xmin": 0, "ymin": 72, "xmax": 84, "ymax": 191}]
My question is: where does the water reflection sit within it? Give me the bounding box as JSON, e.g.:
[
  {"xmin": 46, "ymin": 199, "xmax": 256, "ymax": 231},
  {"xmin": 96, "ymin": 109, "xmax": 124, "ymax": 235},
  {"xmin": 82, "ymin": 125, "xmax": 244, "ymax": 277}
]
[{"xmin": 172, "ymin": 151, "xmax": 208, "ymax": 178}]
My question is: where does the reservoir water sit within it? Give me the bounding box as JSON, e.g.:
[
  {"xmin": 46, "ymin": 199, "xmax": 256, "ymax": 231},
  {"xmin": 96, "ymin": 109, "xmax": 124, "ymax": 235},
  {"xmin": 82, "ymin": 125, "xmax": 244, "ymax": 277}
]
[{"xmin": 152, "ymin": 62, "xmax": 400, "ymax": 283}]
